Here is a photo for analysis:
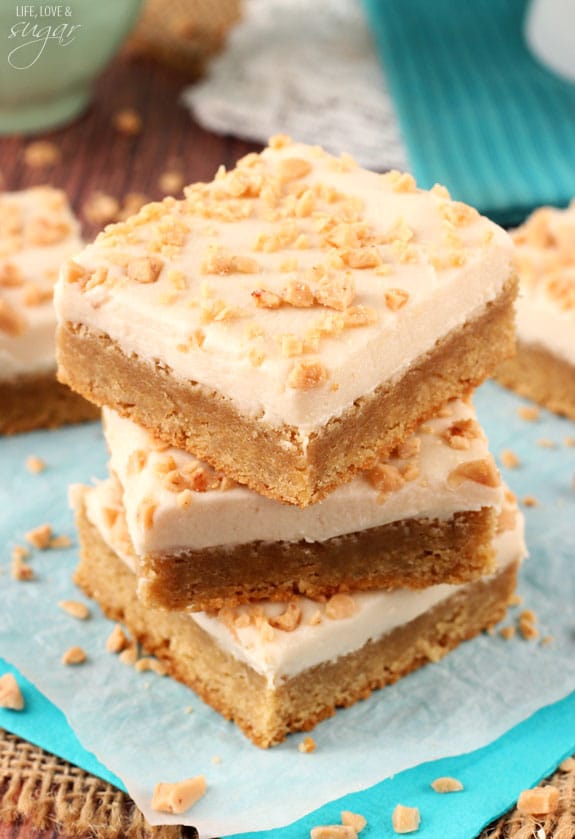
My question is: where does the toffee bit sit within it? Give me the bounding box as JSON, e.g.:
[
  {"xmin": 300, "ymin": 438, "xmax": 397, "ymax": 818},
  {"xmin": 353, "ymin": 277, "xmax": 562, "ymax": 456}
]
[
  {"xmin": 518, "ymin": 406, "xmax": 540, "ymax": 422},
  {"xmin": 431, "ymin": 776, "xmax": 464, "ymax": 793},
  {"xmin": 298, "ymin": 736, "xmax": 316, "ymax": 753},
  {"xmin": 83, "ymin": 192, "xmax": 120, "ymax": 226},
  {"xmin": 277, "ymin": 157, "xmax": 312, "ymax": 182},
  {"xmin": 106, "ymin": 624, "xmax": 129, "ymax": 653},
  {"xmin": 341, "ymin": 812, "xmax": 367, "ymax": 833},
  {"xmin": 119, "ymin": 646, "xmax": 138, "ymax": 666},
  {"xmin": 519, "ymin": 609, "xmax": 539, "ymax": 640},
  {"xmin": 282, "ymin": 279, "xmax": 314, "ymax": 307},
  {"xmin": 252, "ymin": 288, "xmax": 282, "ymax": 309},
  {"xmin": 500, "ymin": 449, "xmax": 520, "ymax": 469},
  {"xmin": 62, "ymin": 646, "xmax": 87, "ymax": 666},
  {"xmin": 384, "ymin": 288, "xmax": 409, "ymax": 311},
  {"xmin": 517, "ymin": 786, "xmax": 559, "ymax": 816},
  {"xmin": 49, "ymin": 535, "xmax": 72, "ymax": 549},
  {"xmin": 391, "ymin": 804, "xmax": 421, "ymax": 834},
  {"xmin": 310, "ymin": 827, "xmax": 357, "ymax": 839},
  {"xmin": 0, "ymin": 673, "xmax": 24, "ymax": 710},
  {"xmin": 25, "ymin": 455, "xmax": 46, "ymax": 474},
  {"xmin": 269, "ymin": 602, "xmax": 302, "ymax": 632},
  {"xmin": 287, "ymin": 359, "xmax": 328, "ymax": 390},
  {"xmin": 128, "ymin": 255, "xmax": 164, "ymax": 284},
  {"xmin": 447, "ymin": 458, "xmax": 500, "ymax": 489},
  {"xmin": 25, "ymin": 523, "xmax": 52, "ymax": 549},
  {"xmin": 23, "ymin": 140, "xmax": 61, "ymax": 168},
  {"xmin": 325, "ymin": 593, "xmax": 357, "ymax": 620},
  {"xmin": 134, "ymin": 657, "xmax": 167, "ymax": 676},
  {"xmin": 151, "ymin": 776, "xmax": 207, "ymax": 814},
  {"xmin": 11, "ymin": 554, "xmax": 34, "ymax": 581},
  {"xmin": 113, "ymin": 107, "xmax": 142, "ymax": 135},
  {"xmin": 59, "ymin": 600, "xmax": 90, "ymax": 620}
]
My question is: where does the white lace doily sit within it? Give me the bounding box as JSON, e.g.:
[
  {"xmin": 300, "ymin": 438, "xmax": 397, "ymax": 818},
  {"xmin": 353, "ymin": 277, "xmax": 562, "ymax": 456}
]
[{"xmin": 183, "ymin": 0, "xmax": 409, "ymax": 171}]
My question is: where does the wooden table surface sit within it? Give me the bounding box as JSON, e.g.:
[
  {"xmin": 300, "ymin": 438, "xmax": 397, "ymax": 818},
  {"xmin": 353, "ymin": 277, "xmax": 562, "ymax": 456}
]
[
  {"xmin": 0, "ymin": 51, "xmax": 260, "ymax": 839},
  {"xmin": 0, "ymin": 53, "xmax": 260, "ymax": 240}
]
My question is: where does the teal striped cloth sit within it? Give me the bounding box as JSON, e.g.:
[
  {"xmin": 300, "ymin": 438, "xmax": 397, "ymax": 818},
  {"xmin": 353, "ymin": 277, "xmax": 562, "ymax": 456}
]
[{"xmin": 363, "ymin": 0, "xmax": 575, "ymax": 225}]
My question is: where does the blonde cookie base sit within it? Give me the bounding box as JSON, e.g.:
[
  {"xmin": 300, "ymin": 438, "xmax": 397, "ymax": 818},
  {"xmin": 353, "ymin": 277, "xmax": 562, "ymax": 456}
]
[
  {"xmin": 58, "ymin": 276, "xmax": 516, "ymax": 506},
  {"xmin": 74, "ymin": 498, "xmax": 517, "ymax": 748},
  {"xmin": 138, "ymin": 508, "xmax": 496, "ymax": 612},
  {"xmin": 0, "ymin": 371, "xmax": 100, "ymax": 435},
  {"xmin": 496, "ymin": 340, "xmax": 575, "ymax": 420}
]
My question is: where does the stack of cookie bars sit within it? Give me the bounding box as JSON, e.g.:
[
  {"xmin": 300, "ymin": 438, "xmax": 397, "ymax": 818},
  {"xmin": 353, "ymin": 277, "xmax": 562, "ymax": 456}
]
[{"xmin": 55, "ymin": 137, "xmax": 526, "ymax": 748}]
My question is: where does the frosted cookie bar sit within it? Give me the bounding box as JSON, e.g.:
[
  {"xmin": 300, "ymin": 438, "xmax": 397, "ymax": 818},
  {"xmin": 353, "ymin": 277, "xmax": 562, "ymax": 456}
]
[
  {"xmin": 101, "ymin": 398, "xmax": 503, "ymax": 610},
  {"xmin": 0, "ymin": 187, "xmax": 99, "ymax": 434},
  {"xmin": 56, "ymin": 137, "xmax": 516, "ymax": 505},
  {"xmin": 497, "ymin": 204, "xmax": 575, "ymax": 419},
  {"xmin": 74, "ymin": 484, "xmax": 524, "ymax": 748}
]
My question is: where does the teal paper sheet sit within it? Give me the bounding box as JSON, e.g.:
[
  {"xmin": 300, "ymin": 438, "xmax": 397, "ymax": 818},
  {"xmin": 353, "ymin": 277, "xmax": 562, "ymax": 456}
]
[
  {"xmin": 0, "ymin": 658, "xmax": 122, "ymax": 789},
  {"xmin": 2, "ymin": 657, "xmax": 575, "ymax": 839},
  {"xmin": 1, "ymin": 382, "xmax": 575, "ymax": 837},
  {"xmin": 363, "ymin": 0, "xmax": 575, "ymax": 225}
]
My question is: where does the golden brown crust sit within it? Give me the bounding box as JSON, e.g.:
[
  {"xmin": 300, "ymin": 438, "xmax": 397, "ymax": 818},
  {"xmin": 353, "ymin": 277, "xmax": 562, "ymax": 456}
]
[
  {"xmin": 0, "ymin": 371, "xmax": 100, "ymax": 435},
  {"xmin": 57, "ymin": 276, "xmax": 517, "ymax": 506},
  {"xmin": 138, "ymin": 508, "xmax": 496, "ymax": 611},
  {"xmin": 496, "ymin": 340, "xmax": 575, "ymax": 420},
  {"xmin": 74, "ymin": 497, "xmax": 518, "ymax": 748}
]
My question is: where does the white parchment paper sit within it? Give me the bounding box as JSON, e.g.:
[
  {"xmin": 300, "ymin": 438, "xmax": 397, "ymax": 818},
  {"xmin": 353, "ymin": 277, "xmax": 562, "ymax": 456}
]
[{"xmin": 1, "ymin": 381, "xmax": 574, "ymax": 836}]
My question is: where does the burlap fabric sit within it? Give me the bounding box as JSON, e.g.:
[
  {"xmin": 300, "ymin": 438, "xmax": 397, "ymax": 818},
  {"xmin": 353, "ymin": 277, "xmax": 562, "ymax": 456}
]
[
  {"xmin": 1, "ymin": 727, "xmax": 573, "ymax": 838},
  {"xmin": 0, "ymin": 729, "xmax": 195, "ymax": 838},
  {"xmin": 125, "ymin": 0, "xmax": 241, "ymax": 77}
]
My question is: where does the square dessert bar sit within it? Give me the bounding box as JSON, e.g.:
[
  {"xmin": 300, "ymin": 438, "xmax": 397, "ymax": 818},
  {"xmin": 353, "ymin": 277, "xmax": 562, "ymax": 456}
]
[
  {"xmin": 496, "ymin": 204, "xmax": 575, "ymax": 419},
  {"xmin": 74, "ymin": 483, "xmax": 524, "ymax": 748},
  {"xmin": 101, "ymin": 398, "xmax": 504, "ymax": 611},
  {"xmin": 0, "ymin": 187, "xmax": 99, "ymax": 434},
  {"xmin": 55, "ymin": 136, "xmax": 516, "ymax": 505}
]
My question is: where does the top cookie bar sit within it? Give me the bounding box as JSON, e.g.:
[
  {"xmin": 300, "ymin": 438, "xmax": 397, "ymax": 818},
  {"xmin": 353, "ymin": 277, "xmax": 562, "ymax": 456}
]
[{"xmin": 55, "ymin": 137, "xmax": 516, "ymax": 505}]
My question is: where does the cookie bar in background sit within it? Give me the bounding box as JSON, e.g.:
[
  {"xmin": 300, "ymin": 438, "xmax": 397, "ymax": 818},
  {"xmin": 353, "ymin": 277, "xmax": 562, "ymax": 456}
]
[
  {"xmin": 0, "ymin": 187, "xmax": 99, "ymax": 434},
  {"xmin": 497, "ymin": 203, "xmax": 575, "ymax": 419},
  {"xmin": 55, "ymin": 137, "xmax": 516, "ymax": 506},
  {"xmin": 73, "ymin": 482, "xmax": 524, "ymax": 748},
  {"xmin": 100, "ymin": 399, "xmax": 503, "ymax": 611}
]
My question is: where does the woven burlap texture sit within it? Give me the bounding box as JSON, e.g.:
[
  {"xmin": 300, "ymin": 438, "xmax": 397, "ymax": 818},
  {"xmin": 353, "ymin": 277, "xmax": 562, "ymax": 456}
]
[
  {"xmin": 0, "ymin": 729, "xmax": 196, "ymax": 838},
  {"xmin": 1, "ymin": 727, "xmax": 574, "ymax": 838}
]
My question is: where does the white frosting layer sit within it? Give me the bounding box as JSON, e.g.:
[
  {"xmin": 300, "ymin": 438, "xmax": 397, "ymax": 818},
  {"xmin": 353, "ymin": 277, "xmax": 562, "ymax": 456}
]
[
  {"xmin": 513, "ymin": 204, "xmax": 575, "ymax": 365},
  {"xmin": 103, "ymin": 399, "xmax": 503, "ymax": 555},
  {"xmin": 83, "ymin": 480, "xmax": 525, "ymax": 687},
  {"xmin": 55, "ymin": 140, "xmax": 513, "ymax": 435},
  {"xmin": 0, "ymin": 187, "xmax": 83, "ymax": 380}
]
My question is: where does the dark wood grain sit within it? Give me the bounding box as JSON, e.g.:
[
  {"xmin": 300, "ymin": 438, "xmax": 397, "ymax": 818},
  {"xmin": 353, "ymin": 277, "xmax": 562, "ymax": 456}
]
[{"xmin": 0, "ymin": 53, "xmax": 261, "ymax": 241}]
